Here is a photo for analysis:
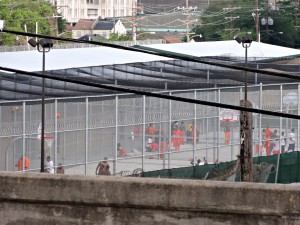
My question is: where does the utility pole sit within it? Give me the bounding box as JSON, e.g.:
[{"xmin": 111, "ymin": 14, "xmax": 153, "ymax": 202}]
[
  {"xmin": 223, "ymin": 5, "xmax": 240, "ymax": 33},
  {"xmin": 54, "ymin": 1, "xmax": 58, "ymax": 44},
  {"xmin": 256, "ymin": 0, "xmax": 260, "ymax": 42},
  {"xmin": 132, "ymin": 0, "xmax": 137, "ymax": 43},
  {"xmin": 178, "ymin": 0, "xmax": 197, "ymax": 42},
  {"xmin": 185, "ymin": 0, "xmax": 189, "ymax": 42}
]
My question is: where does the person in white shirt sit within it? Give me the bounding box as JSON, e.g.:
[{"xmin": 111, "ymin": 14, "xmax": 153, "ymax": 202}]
[
  {"xmin": 288, "ymin": 128, "xmax": 296, "ymax": 152},
  {"xmin": 46, "ymin": 156, "xmax": 54, "ymax": 174},
  {"xmin": 280, "ymin": 132, "xmax": 286, "ymax": 154}
]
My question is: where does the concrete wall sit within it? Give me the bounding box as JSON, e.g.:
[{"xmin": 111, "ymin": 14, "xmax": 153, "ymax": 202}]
[{"xmin": 1, "ymin": 172, "xmax": 300, "ymax": 225}]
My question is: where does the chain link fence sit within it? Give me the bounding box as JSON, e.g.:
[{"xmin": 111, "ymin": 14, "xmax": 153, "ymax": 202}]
[{"xmin": 1, "ymin": 82, "xmax": 299, "ymax": 175}]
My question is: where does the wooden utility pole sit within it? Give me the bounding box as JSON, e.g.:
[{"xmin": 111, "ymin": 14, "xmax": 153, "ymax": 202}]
[
  {"xmin": 185, "ymin": 0, "xmax": 189, "ymax": 42},
  {"xmin": 240, "ymin": 100, "xmax": 253, "ymax": 182},
  {"xmin": 178, "ymin": 0, "xmax": 197, "ymax": 42},
  {"xmin": 255, "ymin": 0, "xmax": 260, "ymax": 42},
  {"xmin": 132, "ymin": 0, "xmax": 137, "ymax": 43},
  {"xmin": 54, "ymin": 1, "xmax": 58, "ymax": 44}
]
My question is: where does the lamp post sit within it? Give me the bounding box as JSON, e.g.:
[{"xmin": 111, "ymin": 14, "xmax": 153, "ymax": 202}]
[
  {"xmin": 234, "ymin": 35, "xmax": 253, "ymax": 182},
  {"xmin": 189, "ymin": 34, "xmax": 202, "ymax": 42},
  {"xmin": 28, "ymin": 38, "xmax": 53, "ymax": 172}
]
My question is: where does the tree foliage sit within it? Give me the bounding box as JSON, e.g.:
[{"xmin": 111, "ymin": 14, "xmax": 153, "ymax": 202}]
[
  {"xmin": 191, "ymin": 0, "xmax": 300, "ymax": 48},
  {"xmin": 108, "ymin": 33, "xmax": 131, "ymax": 41},
  {"xmin": 0, "ymin": 0, "xmax": 54, "ymax": 46}
]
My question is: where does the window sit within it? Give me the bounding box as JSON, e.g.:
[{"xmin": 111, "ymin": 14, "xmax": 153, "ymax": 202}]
[{"xmin": 87, "ymin": 9, "xmax": 98, "ymax": 16}]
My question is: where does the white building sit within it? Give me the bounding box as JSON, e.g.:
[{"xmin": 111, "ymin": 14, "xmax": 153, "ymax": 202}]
[{"xmin": 56, "ymin": 0, "xmax": 135, "ymax": 24}]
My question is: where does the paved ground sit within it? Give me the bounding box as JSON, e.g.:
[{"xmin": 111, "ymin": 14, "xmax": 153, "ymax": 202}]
[{"xmin": 65, "ymin": 139, "xmax": 241, "ymax": 176}]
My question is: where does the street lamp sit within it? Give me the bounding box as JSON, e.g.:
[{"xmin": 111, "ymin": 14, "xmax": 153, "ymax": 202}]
[
  {"xmin": 28, "ymin": 38, "xmax": 53, "ymax": 172},
  {"xmin": 234, "ymin": 36, "xmax": 252, "ymax": 101},
  {"xmin": 189, "ymin": 34, "xmax": 202, "ymax": 42},
  {"xmin": 234, "ymin": 35, "xmax": 253, "ymax": 182}
]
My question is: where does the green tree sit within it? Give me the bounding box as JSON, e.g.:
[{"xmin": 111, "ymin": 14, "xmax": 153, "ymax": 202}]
[
  {"xmin": 57, "ymin": 13, "xmax": 67, "ymax": 34},
  {"xmin": 108, "ymin": 33, "xmax": 131, "ymax": 41},
  {"xmin": 0, "ymin": 0, "xmax": 54, "ymax": 46},
  {"xmin": 191, "ymin": 0, "xmax": 300, "ymax": 48}
]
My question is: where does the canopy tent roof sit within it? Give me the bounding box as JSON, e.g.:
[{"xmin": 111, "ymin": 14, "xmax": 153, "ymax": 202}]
[{"xmin": 0, "ymin": 41, "xmax": 299, "ymax": 101}]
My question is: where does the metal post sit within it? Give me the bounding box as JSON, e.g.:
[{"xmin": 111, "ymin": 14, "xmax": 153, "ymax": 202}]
[
  {"xmin": 85, "ymin": 97, "xmax": 88, "ymax": 175},
  {"xmin": 168, "ymin": 92, "xmax": 172, "ymax": 169},
  {"xmin": 244, "ymin": 46, "xmax": 248, "ymax": 101},
  {"xmin": 142, "ymin": 95, "xmax": 145, "ymax": 171},
  {"xmin": 22, "ymin": 101, "xmax": 26, "ymax": 171},
  {"xmin": 259, "ymin": 83, "xmax": 262, "ymax": 156},
  {"xmin": 40, "ymin": 48, "xmax": 45, "ymax": 172},
  {"xmin": 114, "ymin": 95, "xmax": 118, "ymax": 175},
  {"xmin": 193, "ymin": 91, "xmax": 197, "ymax": 165},
  {"xmin": 275, "ymin": 85, "xmax": 283, "ymax": 183},
  {"xmin": 217, "ymin": 89, "xmax": 220, "ymax": 162},
  {"xmin": 54, "ymin": 99, "xmax": 58, "ymax": 173}
]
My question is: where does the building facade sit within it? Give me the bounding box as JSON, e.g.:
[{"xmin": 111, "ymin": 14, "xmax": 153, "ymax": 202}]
[{"xmin": 57, "ymin": 0, "xmax": 134, "ymax": 24}]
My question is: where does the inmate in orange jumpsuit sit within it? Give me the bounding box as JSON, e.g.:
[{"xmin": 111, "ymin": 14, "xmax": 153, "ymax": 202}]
[
  {"xmin": 224, "ymin": 126, "xmax": 231, "ymax": 145},
  {"xmin": 265, "ymin": 128, "xmax": 272, "ymax": 156},
  {"xmin": 17, "ymin": 156, "xmax": 30, "ymax": 171},
  {"xmin": 171, "ymin": 129, "xmax": 181, "ymax": 151}
]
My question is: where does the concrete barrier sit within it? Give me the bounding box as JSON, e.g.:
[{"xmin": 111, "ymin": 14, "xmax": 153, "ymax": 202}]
[{"xmin": 1, "ymin": 172, "xmax": 300, "ymax": 225}]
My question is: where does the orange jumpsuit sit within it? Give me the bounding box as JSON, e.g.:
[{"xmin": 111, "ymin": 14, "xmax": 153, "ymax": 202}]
[
  {"xmin": 171, "ymin": 129, "xmax": 181, "ymax": 151},
  {"xmin": 265, "ymin": 128, "xmax": 272, "ymax": 156},
  {"xmin": 224, "ymin": 127, "xmax": 231, "ymax": 145},
  {"xmin": 17, "ymin": 156, "xmax": 30, "ymax": 171}
]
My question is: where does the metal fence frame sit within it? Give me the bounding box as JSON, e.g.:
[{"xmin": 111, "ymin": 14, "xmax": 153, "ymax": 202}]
[{"xmin": 1, "ymin": 82, "xmax": 299, "ymax": 175}]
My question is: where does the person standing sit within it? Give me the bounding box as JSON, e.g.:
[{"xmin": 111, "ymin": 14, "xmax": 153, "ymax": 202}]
[
  {"xmin": 95, "ymin": 157, "xmax": 111, "ymax": 176},
  {"xmin": 179, "ymin": 121, "xmax": 186, "ymax": 144},
  {"xmin": 171, "ymin": 126, "xmax": 181, "ymax": 151},
  {"xmin": 16, "ymin": 155, "xmax": 30, "ymax": 171},
  {"xmin": 224, "ymin": 124, "xmax": 231, "ymax": 145},
  {"xmin": 265, "ymin": 126, "xmax": 272, "ymax": 156},
  {"xmin": 271, "ymin": 130, "xmax": 280, "ymax": 155},
  {"xmin": 46, "ymin": 156, "xmax": 54, "ymax": 174},
  {"xmin": 280, "ymin": 132, "xmax": 286, "ymax": 154},
  {"xmin": 288, "ymin": 128, "xmax": 296, "ymax": 152}
]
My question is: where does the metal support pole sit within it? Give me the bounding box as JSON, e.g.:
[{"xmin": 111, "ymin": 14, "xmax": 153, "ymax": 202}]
[
  {"xmin": 40, "ymin": 48, "xmax": 46, "ymax": 172},
  {"xmin": 54, "ymin": 99, "xmax": 58, "ymax": 173},
  {"xmin": 193, "ymin": 91, "xmax": 197, "ymax": 165},
  {"xmin": 217, "ymin": 89, "xmax": 220, "ymax": 162},
  {"xmin": 259, "ymin": 83, "xmax": 262, "ymax": 156},
  {"xmin": 114, "ymin": 95, "xmax": 118, "ymax": 175},
  {"xmin": 275, "ymin": 85, "xmax": 283, "ymax": 183},
  {"xmin": 245, "ymin": 46, "xmax": 248, "ymax": 101},
  {"xmin": 142, "ymin": 95, "xmax": 145, "ymax": 171},
  {"xmin": 85, "ymin": 97, "xmax": 88, "ymax": 175},
  {"xmin": 22, "ymin": 101, "xmax": 26, "ymax": 171}
]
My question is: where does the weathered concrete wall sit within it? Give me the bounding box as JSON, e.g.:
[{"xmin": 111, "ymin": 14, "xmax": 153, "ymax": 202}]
[{"xmin": 1, "ymin": 172, "xmax": 300, "ymax": 225}]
